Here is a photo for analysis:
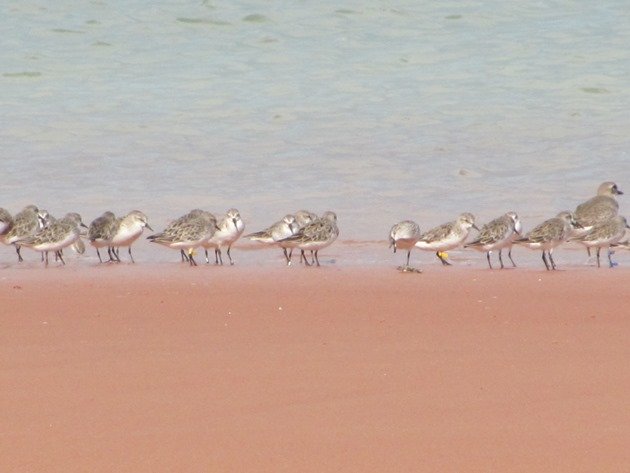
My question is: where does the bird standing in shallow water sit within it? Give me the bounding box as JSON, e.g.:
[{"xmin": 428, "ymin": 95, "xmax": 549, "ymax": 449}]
[
  {"xmin": 415, "ymin": 213, "xmax": 478, "ymax": 266},
  {"xmin": 570, "ymin": 216, "xmax": 630, "ymax": 268},
  {"xmin": 245, "ymin": 214, "xmax": 298, "ymax": 265},
  {"xmin": 278, "ymin": 211, "xmax": 339, "ymax": 267},
  {"xmin": 465, "ymin": 211, "xmax": 521, "ymax": 269},
  {"xmin": 389, "ymin": 220, "xmax": 421, "ymax": 272},
  {"xmin": 202, "ymin": 208, "xmax": 245, "ymax": 265},
  {"xmin": 573, "ymin": 181, "xmax": 624, "ymax": 258},
  {"xmin": 148, "ymin": 209, "xmax": 216, "ymax": 266},
  {"xmin": 17, "ymin": 213, "xmax": 87, "ymax": 266},
  {"xmin": 515, "ymin": 211, "xmax": 580, "ymax": 270}
]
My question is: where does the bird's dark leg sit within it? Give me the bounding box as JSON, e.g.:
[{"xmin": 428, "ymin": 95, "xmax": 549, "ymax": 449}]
[
  {"xmin": 596, "ymin": 247, "xmax": 601, "ymax": 268},
  {"xmin": 215, "ymin": 248, "xmax": 223, "ymax": 265},
  {"xmin": 314, "ymin": 250, "xmax": 320, "ymax": 267},
  {"xmin": 128, "ymin": 247, "xmax": 135, "ymax": 264},
  {"xmin": 188, "ymin": 249, "xmax": 197, "ymax": 266},
  {"xmin": 542, "ymin": 251, "xmax": 550, "ymax": 270},
  {"xmin": 301, "ymin": 249, "xmax": 310, "ymax": 266},
  {"xmin": 548, "ymin": 251, "xmax": 557, "ymax": 270},
  {"xmin": 227, "ymin": 245, "xmax": 234, "ymax": 265},
  {"xmin": 16, "ymin": 245, "xmax": 23, "ymax": 263},
  {"xmin": 56, "ymin": 250, "xmax": 65, "ymax": 266},
  {"xmin": 486, "ymin": 251, "xmax": 493, "ymax": 269},
  {"xmin": 282, "ymin": 247, "xmax": 291, "ymax": 265},
  {"xmin": 508, "ymin": 247, "xmax": 517, "ymax": 267}
]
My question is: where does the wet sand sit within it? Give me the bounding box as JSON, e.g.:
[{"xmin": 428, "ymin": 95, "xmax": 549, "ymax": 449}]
[{"xmin": 2, "ymin": 263, "xmax": 629, "ymax": 472}]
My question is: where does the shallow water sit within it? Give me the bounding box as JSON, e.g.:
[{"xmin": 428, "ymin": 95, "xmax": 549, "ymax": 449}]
[{"xmin": 2, "ymin": 1, "xmax": 629, "ymax": 241}]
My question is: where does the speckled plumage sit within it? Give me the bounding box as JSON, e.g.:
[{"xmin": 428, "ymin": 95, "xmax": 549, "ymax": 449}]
[
  {"xmin": 148, "ymin": 209, "xmax": 216, "ymax": 266},
  {"xmin": 570, "ymin": 216, "xmax": 630, "ymax": 268},
  {"xmin": 245, "ymin": 214, "xmax": 298, "ymax": 265},
  {"xmin": 278, "ymin": 211, "xmax": 339, "ymax": 267},
  {"xmin": 466, "ymin": 211, "xmax": 520, "ymax": 269},
  {"xmin": 4, "ymin": 205, "xmax": 40, "ymax": 262},
  {"xmin": 88, "ymin": 211, "xmax": 118, "ymax": 262},
  {"xmin": 294, "ymin": 210, "xmax": 318, "ymax": 229},
  {"xmin": 574, "ymin": 182, "xmax": 623, "ymax": 231},
  {"xmin": 18, "ymin": 213, "xmax": 86, "ymax": 266},
  {"xmin": 111, "ymin": 210, "xmax": 152, "ymax": 263},
  {"xmin": 203, "ymin": 208, "xmax": 245, "ymax": 265},
  {"xmin": 415, "ymin": 213, "xmax": 478, "ymax": 266},
  {"xmin": 515, "ymin": 211, "xmax": 578, "ymax": 270},
  {"xmin": 0, "ymin": 208, "xmax": 14, "ymax": 237}
]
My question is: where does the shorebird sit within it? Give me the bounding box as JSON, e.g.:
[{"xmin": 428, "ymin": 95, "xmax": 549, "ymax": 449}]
[
  {"xmin": 147, "ymin": 209, "xmax": 216, "ymax": 266},
  {"xmin": 465, "ymin": 211, "xmax": 521, "ymax": 269},
  {"xmin": 202, "ymin": 208, "xmax": 245, "ymax": 265},
  {"xmin": 389, "ymin": 220, "xmax": 421, "ymax": 272},
  {"xmin": 245, "ymin": 214, "xmax": 298, "ymax": 265},
  {"xmin": 294, "ymin": 210, "xmax": 318, "ymax": 229},
  {"xmin": 110, "ymin": 210, "xmax": 152, "ymax": 263},
  {"xmin": 88, "ymin": 211, "xmax": 118, "ymax": 262},
  {"xmin": 4, "ymin": 205, "xmax": 40, "ymax": 262},
  {"xmin": 415, "ymin": 213, "xmax": 478, "ymax": 266},
  {"xmin": 573, "ymin": 181, "xmax": 624, "ymax": 257},
  {"xmin": 569, "ymin": 216, "xmax": 630, "ymax": 268},
  {"xmin": 515, "ymin": 211, "xmax": 579, "ymax": 270},
  {"xmin": 0, "ymin": 208, "xmax": 14, "ymax": 241},
  {"xmin": 277, "ymin": 211, "xmax": 339, "ymax": 267},
  {"xmin": 17, "ymin": 213, "xmax": 87, "ymax": 266}
]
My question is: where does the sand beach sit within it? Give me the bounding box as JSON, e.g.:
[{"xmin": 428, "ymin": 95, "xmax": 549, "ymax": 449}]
[{"xmin": 2, "ymin": 262, "xmax": 629, "ymax": 472}]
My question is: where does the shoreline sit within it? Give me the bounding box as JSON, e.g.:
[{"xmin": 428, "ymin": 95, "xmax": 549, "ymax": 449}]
[{"xmin": 2, "ymin": 237, "xmax": 629, "ymax": 270}]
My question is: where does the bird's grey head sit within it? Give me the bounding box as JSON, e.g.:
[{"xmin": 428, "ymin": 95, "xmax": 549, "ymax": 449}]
[
  {"xmin": 598, "ymin": 181, "xmax": 623, "ymax": 196},
  {"xmin": 226, "ymin": 208, "xmax": 241, "ymax": 227},
  {"xmin": 458, "ymin": 212, "xmax": 477, "ymax": 230},
  {"xmin": 321, "ymin": 211, "xmax": 337, "ymax": 223},
  {"xmin": 556, "ymin": 211, "xmax": 580, "ymax": 228},
  {"xmin": 63, "ymin": 212, "xmax": 87, "ymax": 228}
]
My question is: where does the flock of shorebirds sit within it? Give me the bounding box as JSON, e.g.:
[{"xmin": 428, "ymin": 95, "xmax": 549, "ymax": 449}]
[
  {"xmin": 0, "ymin": 181, "xmax": 627, "ymax": 270},
  {"xmin": 390, "ymin": 181, "xmax": 628, "ymax": 271},
  {"xmin": 0, "ymin": 205, "xmax": 339, "ymax": 267}
]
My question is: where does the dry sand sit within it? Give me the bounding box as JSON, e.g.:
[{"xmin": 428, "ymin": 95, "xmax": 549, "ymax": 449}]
[{"xmin": 2, "ymin": 263, "xmax": 629, "ymax": 472}]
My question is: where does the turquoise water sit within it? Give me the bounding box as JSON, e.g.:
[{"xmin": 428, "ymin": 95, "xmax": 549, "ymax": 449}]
[{"xmin": 2, "ymin": 1, "xmax": 629, "ymax": 241}]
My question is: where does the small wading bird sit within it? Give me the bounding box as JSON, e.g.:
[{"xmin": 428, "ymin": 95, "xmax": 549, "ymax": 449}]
[
  {"xmin": 414, "ymin": 213, "xmax": 478, "ymax": 266},
  {"xmin": 465, "ymin": 211, "xmax": 521, "ymax": 269},
  {"xmin": 17, "ymin": 213, "xmax": 87, "ymax": 266},
  {"xmin": 515, "ymin": 211, "xmax": 580, "ymax": 271},
  {"xmin": 147, "ymin": 209, "xmax": 217, "ymax": 266},
  {"xmin": 389, "ymin": 220, "xmax": 422, "ymax": 272},
  {"xmin": 277, "ymin": 211, "xmax": 339, "ymax": 267}
]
